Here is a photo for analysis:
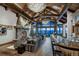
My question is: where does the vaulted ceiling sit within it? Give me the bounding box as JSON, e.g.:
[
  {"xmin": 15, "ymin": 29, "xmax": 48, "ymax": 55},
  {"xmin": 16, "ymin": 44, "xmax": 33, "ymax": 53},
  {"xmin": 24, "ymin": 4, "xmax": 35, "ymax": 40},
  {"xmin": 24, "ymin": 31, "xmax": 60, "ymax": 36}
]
[
  {"xmin": 15, "ymin": 3, "xmax": 67, "ymax": 23},
  {"xmin": 1, "ymin": 3, "xmax": 79, "ymax": 24}
]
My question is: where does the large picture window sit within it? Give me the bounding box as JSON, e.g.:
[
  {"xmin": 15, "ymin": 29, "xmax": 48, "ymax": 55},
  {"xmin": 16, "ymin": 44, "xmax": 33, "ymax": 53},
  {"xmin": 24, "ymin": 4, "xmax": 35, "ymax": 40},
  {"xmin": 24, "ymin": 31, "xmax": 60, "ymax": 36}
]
[{"xmin": 32, "ymin": 21, "xmax": 63, "ymax": 36}]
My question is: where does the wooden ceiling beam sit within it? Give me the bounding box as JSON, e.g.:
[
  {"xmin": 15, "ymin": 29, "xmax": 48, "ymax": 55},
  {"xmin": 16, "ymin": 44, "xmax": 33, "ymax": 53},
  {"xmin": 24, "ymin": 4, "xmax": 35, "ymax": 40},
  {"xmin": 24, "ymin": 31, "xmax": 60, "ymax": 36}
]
[
  {"xmin": 32, "ymin": 14, "xmax": 58, "ymax": 19},
  {"xmin": 46, "ymin": 6, "xmax": 60, "ymax": 14},
  {"xmin": 1, "ymin": 3, "xmax": 33, "ymax": 22},
  {"xmin": 45, "ymin": 9, "xmax": 59, "ymax": 16}
]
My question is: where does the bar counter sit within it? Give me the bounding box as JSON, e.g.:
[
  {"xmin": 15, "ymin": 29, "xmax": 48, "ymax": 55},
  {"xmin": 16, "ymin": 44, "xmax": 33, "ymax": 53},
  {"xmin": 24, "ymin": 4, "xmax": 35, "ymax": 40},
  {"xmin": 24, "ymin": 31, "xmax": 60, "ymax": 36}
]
[{"xmin": 53, "ymin": 42, "xmax": 79, "ymax": 56}]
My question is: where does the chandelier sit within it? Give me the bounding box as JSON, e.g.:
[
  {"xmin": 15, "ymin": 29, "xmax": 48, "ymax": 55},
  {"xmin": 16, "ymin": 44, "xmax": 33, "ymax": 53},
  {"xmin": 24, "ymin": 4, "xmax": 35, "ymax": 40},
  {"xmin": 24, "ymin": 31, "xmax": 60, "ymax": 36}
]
[{"xmin": 27, "ymin": 3, "xmax": 46, "ymax": 12}]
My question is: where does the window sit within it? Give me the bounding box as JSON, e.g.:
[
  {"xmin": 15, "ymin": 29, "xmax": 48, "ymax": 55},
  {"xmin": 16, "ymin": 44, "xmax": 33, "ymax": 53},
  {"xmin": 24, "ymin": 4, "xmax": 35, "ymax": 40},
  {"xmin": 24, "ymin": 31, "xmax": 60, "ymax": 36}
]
[
  {"xmin": 32, "ymin": 21, "xmax": 63, "ymax": 36},
  {"xmin": 57, "ymin": 24, "xmax": 63, "ymax": 35},
  {"xmin": 51, "ymin": 28, "xmax": 54, "ymax": 34}
]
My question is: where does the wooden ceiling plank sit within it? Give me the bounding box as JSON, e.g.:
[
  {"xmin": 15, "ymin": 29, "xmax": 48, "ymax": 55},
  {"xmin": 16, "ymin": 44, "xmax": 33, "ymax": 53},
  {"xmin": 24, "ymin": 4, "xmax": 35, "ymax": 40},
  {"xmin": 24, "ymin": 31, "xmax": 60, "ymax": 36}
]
[{"xmin": 46, "ymin": 6, "xmax": 60, "ymax": 14}]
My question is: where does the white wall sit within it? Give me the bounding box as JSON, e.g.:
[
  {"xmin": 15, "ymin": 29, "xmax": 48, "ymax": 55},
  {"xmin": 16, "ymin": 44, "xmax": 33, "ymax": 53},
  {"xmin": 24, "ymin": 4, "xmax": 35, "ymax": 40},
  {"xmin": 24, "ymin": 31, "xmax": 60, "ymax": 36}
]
[
  {"xmin": 0, "ymin": 29, "xmax": 16, "ymax": 44},
  {"xmin": 63, "ymin": 11, "xmax": 79, "ymax": 40},
  {"xmin": 62, "ymin": 11, "xmax": 73, "ymax": 40},
  {"xmin": 67, "ymin": 11, "xmax": 73, "ymax": 40},
  {"xmin": 0, "ymin": 6, "xmax": 17, "ymax": 44},
  {"xmin": 0, "ymin": 6, "xmax": 17, "ymax": 26}
]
